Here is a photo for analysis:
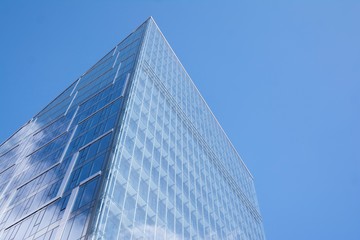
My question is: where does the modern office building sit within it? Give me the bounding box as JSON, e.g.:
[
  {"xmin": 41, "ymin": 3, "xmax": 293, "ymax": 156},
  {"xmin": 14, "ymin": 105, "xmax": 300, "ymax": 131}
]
[{"xmin": 0, "ymin": 18, "xmax": 265, "ymax": 239}]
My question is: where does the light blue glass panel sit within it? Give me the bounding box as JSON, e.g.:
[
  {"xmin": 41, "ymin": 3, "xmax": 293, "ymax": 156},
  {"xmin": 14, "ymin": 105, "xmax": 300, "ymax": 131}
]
[
  {"xmin": 0, "ymin": 18, "xmax": 147, "ymax": 240},
  {"xmin": 0, "ymin": 17, "xmax": 264, "ymax": 240},
  {"xmin": 92, "ymin": 18, "xmax": 265, "ymax": 240}
]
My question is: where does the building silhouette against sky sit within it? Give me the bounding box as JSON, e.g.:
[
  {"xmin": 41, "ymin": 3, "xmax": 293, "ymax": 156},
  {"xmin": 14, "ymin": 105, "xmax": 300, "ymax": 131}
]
[{"xmin": 0, "ymin": 18, "xmax": 265, "ymax": 239}]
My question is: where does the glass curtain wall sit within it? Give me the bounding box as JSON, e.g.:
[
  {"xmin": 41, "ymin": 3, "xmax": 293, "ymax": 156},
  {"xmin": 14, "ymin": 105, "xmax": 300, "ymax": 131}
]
[
  {"xmin": 0, "ymin": 19, "xmax": 148, "ymax": 240},
  {"xmin": 92, "ymin": 18, "xmax": 265, "ymax": 240},
  {"xmin": 0, "ymin": 17, "xmax": 265, "ymax": 240}
]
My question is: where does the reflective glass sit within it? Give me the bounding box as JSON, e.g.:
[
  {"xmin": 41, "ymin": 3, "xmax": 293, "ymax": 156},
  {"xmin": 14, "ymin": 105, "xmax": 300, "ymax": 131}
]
[
  {"xmin": 0, "ymin": 19, "xmax": 147, "ymax": 240},
  {"xmin": 0, "ymin": 18, "xmax": 264, "ymax": 240},
  {"xmin": 92, "ymin": 18, "xmax": 265, "ymax": 239}
]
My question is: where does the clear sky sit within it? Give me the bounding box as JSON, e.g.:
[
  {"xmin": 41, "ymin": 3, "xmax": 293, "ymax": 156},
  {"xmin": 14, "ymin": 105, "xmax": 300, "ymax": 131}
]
[{"xmin": 1, "ymin": 1, "xmax": 359, "ymax": 239}]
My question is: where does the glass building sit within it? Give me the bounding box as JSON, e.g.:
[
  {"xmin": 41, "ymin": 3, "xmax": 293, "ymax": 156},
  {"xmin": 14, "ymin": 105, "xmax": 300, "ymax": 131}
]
[{"xmin": 0, "ymin": 17, "xmax": 265, "ymax": 240}]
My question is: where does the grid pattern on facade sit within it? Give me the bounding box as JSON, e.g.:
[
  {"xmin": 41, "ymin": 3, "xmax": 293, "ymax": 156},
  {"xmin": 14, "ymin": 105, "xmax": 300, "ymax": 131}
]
[
  {"xmin": 92, "ymin": 18, "xmax": 265, "ymax": 240},
  {"xmin": 0, "ymin": 18, "xmax": 265, "ymax": 240},
  {"xmin": 0, "ymin": 21, "xmax": 147, "ymax": 240}
]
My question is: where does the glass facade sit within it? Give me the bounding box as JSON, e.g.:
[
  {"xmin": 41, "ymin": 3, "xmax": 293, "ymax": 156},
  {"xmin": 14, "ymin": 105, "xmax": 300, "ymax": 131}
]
[{"xmin": 0, "ymin": 17, "xmax": 265, "ymax": 239}]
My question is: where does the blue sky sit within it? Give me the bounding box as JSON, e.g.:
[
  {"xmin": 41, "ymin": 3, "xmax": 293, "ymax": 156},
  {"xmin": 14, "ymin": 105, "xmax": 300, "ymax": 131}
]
[{"xmin": 1, "ymin": 1, "xmax": 359, "ymax": 239}]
